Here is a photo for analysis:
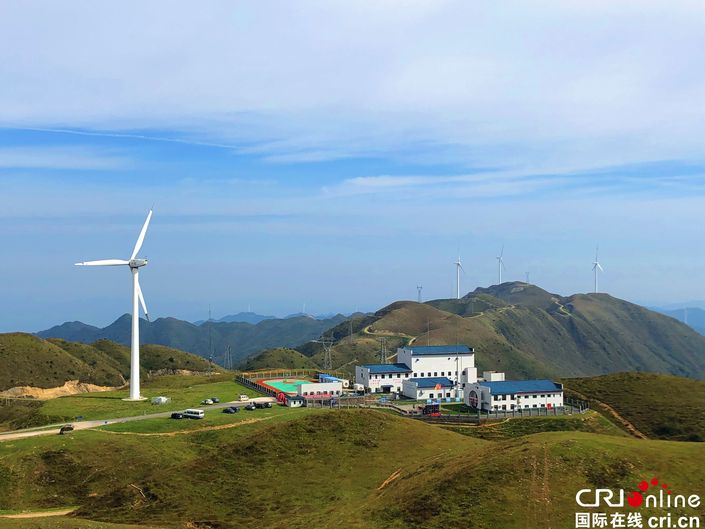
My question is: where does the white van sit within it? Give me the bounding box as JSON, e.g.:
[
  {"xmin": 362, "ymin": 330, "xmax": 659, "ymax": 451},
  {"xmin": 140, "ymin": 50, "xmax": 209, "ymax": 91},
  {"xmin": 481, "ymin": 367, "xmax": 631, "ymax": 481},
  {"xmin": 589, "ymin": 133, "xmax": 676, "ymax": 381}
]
[
  {"xmin": 239, "ymin": 394, "xmax": 249, "ymax": 401},
  {"xmin": 182, "ymin": 409, "xmax": 205, "ymax": 419}
]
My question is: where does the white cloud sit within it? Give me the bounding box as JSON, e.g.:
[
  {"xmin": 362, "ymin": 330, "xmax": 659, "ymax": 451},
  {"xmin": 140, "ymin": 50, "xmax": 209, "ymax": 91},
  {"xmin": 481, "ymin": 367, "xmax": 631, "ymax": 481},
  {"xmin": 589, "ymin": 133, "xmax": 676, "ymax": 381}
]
[
  {"xmin": 0, "ymin": 146, "xmax": 128, "ymax": 170},
  {"xmin": 1, "ymin": 1, "xmax": 705, "ymax": 170}
]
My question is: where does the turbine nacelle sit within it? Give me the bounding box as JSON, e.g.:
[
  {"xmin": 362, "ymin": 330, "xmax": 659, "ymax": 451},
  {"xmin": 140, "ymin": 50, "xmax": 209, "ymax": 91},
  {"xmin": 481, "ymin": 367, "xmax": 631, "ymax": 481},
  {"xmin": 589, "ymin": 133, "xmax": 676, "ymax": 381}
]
[{"xmin": 129, "ymin": 259, "xmax": 148, "ymax": 268}]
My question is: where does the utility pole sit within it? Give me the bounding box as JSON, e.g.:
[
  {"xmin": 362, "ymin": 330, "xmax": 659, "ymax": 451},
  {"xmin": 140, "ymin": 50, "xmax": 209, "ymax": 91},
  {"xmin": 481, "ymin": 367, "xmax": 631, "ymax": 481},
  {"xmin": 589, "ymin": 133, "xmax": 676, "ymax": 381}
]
[
  {"xmin": 313, "ymin": 336, "xmax": 334, "ymax": 371},
  {"xmin": 380, "ymin": 337, "xmax": 388, "ymax": 364},
  {"xmin": 208, "ymin": 305, "xmax": 213, "ymax": 376}
]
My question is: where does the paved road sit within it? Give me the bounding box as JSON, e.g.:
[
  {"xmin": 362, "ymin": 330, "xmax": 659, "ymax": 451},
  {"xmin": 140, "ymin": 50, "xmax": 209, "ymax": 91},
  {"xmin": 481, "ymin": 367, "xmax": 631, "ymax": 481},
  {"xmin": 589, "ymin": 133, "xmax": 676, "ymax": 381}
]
[{"xmin": 0, "ymin": 396, "xmax": 276, "ymax": 443}]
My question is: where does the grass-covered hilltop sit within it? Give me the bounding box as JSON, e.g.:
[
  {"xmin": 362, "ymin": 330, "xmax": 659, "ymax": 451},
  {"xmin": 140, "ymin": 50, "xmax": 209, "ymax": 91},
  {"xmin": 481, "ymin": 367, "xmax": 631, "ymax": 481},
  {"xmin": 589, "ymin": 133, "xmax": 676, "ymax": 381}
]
[
  {"xmin": 254, "ymin": 282, "xmax": 705, "ymax": 380},
  {"xmin": 0, "ymin": 333, "xmax": 212, "ymax": 392}
]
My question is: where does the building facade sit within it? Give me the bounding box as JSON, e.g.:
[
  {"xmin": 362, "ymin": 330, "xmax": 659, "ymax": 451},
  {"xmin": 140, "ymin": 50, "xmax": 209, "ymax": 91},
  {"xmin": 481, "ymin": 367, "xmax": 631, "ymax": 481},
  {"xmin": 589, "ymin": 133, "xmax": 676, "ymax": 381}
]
[
  {"xmin": 402, "ymin": 376, "xmax": 461, "ymax": 400},
  {"xmin": 355, "ymin": 345, "xmax": 478, "ymax": 395},
  {"xmin": 464, "ymin": 380, "xmax": 564, "ymax": 411},
  {"xmin": 355, "ymin": 363, "xmax": 412, "ymax": 393},
  {"xmin": 297, "ymin": 381, "xmax": 344, "ymax": 397}
]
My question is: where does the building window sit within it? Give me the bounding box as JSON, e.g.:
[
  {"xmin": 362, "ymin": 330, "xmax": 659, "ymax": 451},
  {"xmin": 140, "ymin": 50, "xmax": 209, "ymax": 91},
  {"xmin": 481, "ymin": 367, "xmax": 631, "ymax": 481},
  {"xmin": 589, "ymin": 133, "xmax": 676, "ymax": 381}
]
[
  {"xmin": 533, "ymin": 404, "xmax": 537, "ymax": 408},
  {"xmin": 440, "ymin": 371, "xmax": 444, "ymax": 376},
  {"xmin": 405, "ymin": 373, "xmax": 409, "ymax": 378},
  {"xmin": 446, "ymin": 392, "xmax": 450, "ymax": 398},
  {"xmin": 429, "ymin": 393, "xmax": 434, "ymax": 398},
  {"xmin": 434, "ymin": 372, "xmax": 438, "ymax": 376},
  {"xmin": 413, "ymin": 373, "xmax": 417, "ymax": 377},
  {"xmin": 427, "ymin": 372, "xmax": 432, "ymax": 377},
  {"xmin": 533, "ymin": 395, "xmax": 537, "ymax": 398},
  {"xmin": 501, "ymin": 405, "xmax": 506, "ymax": 410}
]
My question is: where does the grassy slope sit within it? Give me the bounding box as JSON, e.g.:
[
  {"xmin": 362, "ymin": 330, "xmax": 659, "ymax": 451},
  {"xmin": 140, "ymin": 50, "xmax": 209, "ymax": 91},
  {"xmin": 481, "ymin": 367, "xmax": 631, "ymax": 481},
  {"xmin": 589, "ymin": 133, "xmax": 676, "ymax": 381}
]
[
  {"xmin": 564, "ymin": 372, "xmax": 705, "ymax": 441},
  {"xmin": 0, "ymin": 334, "xmax": 98, "ymax": 390},
  {"xmin": 299, "ymin": 283, "xmax": 705, "ymax": 380},
  {"xmin": 240, "ymin": 347, "xmax": 320, "ymax": 370},
  {"xmin": 0, "ymin": 333, "xmax": 212, "ymax": 392},
  {"xmin": 1, "ymin": 409, "xmax": 705, "ymax": 529}
]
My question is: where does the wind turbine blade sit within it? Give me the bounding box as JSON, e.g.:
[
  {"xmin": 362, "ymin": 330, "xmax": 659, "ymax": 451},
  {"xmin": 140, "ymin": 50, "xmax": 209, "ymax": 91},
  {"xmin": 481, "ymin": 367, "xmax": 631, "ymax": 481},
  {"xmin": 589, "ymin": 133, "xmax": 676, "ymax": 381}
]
[
  {"xmin": 500, "ymin": 245, "xmax": 504, "ymax": 258},
  {"xmin": 75, "ymin": 259, "xmax": 130, "ymax": 266},
  {"xmin": 597, "ymin": 263, "xmax": 604, "ymax": 272},
  {"xmin": 130, "ymin": 209, "xmax": 153, "ymax": 260},
  {"xmin": 501, "ymin": 260, "xmax": 507, "ymax": 271},
  {"xmin": 136, "ymin": 276, "xmax": 149, "ymax": 321}
]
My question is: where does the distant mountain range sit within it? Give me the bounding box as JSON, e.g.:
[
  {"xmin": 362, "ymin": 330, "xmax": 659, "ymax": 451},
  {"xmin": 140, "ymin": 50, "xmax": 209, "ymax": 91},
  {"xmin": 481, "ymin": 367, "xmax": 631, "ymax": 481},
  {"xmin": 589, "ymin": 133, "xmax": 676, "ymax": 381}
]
[
  {"xmin": 251, "ymin": 282, "xmax": 705, "ymax": 380},
  {"xmin": 193, "ymin": 312, "xmax": 276, "ymax": 325},
  {"xmin": 652, "ymin": 307, "xmax": 705, "ymax": 336},
  {"xmin": 37, "ymin": 313, "xmax": 348, "ymax": 367}
]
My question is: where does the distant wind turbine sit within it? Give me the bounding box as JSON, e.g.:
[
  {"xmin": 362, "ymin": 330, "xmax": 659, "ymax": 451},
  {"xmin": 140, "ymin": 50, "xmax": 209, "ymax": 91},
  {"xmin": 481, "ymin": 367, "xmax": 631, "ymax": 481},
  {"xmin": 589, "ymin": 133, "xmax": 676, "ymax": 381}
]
[
  {"xmin": 592, "ymin": 246, "xmax": 604, "ymax": 293},
  {"xmin": 75, "ymin": 209, "xmax": 153, "ymax": 401},
  {"xmin": 496, "ymin": 246, "xmax": 506, "ymax": 285},
  {"xmin": 417, "ymin": 285, "xmax": 423, "ymax": 303},
  {"xmin": 454, "ymin": 254, "xmax": 464, "ymax": 299}
]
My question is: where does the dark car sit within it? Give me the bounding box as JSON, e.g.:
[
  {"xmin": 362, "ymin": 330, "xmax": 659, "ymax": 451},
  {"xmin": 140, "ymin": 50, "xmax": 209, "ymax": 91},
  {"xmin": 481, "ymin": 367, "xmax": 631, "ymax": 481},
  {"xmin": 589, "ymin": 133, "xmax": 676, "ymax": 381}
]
[
  {"xmin": 211, "ymin": 397, "xmax": 220, "ymax": 404},
  {"xmin": 244, "ymin": 403, "xmax": 256, "ymax": 411},
  {"xmin": 262, "ymin": 402, "xmax": 272, "ymax": 408},
  {"xmin": 59, "ymin": 424, "xmax": 74, "ymax": 435},
  {"xmin": 170, "ymin": 412, "xmax": 184, "ymax": 419},
  {"xmin": 222, "ymin": 407, "xmax": 239, "ymax": 414}
]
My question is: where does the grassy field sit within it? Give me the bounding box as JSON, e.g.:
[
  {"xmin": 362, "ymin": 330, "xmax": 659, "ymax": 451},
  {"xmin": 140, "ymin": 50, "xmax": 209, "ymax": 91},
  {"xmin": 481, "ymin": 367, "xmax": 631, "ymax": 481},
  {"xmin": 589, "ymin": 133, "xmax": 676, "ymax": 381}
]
[
  {"xmin": 442, "ymin": 410, "xmax": 627, "ymax": 440},
  {"xmin": 38, "ymin": 375, "xmax": 259, "ymax": 421},
  {"xmin": 0, "ymin": 375, "xmax": 262, "ymax": 432},
  {"xmin": 2, "ymin": 405, "xmax": 705, "ymax": 529},
  {"xmin": 564, "ymin": 372, "xmax": 705, "ymax": 441}
]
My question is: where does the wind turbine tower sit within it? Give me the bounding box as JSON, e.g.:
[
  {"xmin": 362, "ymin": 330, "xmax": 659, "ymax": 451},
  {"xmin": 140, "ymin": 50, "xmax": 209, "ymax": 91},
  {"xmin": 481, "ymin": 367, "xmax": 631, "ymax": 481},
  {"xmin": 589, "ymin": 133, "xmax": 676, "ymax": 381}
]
[
  {"xmin": 592, "ymin": 246, "xmax": 604, "ymax": 293},
  {"xmin": 417, "ymin": 285, "xmax": 423, "ymax": 303},
  {"xmin": 454, "ymin": 255, "xmax": 464, "ymax": 299},
  {"xmin": 496, "ymin": 246, "xmax": 506, "ymax": 285},
  {"xmin": 75, "ymin": 209, "xmax": 153, "ymax": 401}
]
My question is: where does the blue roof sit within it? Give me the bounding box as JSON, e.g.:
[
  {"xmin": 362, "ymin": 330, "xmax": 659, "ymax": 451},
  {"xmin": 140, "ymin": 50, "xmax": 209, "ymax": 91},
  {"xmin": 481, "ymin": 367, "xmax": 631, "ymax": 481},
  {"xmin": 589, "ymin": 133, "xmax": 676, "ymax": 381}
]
[
  {"xmin": 402, "ymin": 345, "xmax": 472, "ymax": 355},
  {"xmin": 361, "ymin": 363, "xmax": 411, "ymax": 374},
  {"xmin": 414, "ymin": 377, "xmax": 455, "ymax": 388},
  {"xmin": 481, "ymin": 380, "xmax": 562, "ymax": 395}
]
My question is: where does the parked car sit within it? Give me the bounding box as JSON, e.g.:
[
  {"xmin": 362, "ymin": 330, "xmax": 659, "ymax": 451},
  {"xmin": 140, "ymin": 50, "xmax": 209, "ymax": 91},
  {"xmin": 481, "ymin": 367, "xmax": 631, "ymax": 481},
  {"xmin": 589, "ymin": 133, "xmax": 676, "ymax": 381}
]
[
  {"xmin": 211, "ymin": 397, "xmax": 220, "ymax": 403},
  {"xmin": 59, "ymin": 424, "xmax": 74, "ymax": 435},
  {"xmin": 239, "ymin": 394, "xmax": 249, "ymax": 401},
  {"xmin": 201, "ymin": 399, "xmax": 214, "ymax": 405},
  {"xmin": 244, "ymin": 403, "xmax": 256, "ymax": 411},
  {"xmin": 171, "ymin": 412, "xmax": 184, "ymax": 419},
  {"xmin": 262, "ymin": 401, "xmax": 272, "ymax": 408},
  {"xmin": 222, "ymin": 407, "xmax": 239, "ymax": 414}
]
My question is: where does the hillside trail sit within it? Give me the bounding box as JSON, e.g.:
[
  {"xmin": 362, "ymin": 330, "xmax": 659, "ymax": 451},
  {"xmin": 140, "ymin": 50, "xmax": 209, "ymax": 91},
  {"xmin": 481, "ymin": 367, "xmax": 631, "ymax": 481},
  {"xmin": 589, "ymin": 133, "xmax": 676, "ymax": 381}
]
[
  {"xmin": 568, "ymin": 389, "xmax": 648, "ymax": 439},
  {"xmin": 0, "ymin": 508, "xmax": 75, "ymax": 519},
  {"xmin": 96, "ymin": 413, "xmax": 295, "ymax": 437}
]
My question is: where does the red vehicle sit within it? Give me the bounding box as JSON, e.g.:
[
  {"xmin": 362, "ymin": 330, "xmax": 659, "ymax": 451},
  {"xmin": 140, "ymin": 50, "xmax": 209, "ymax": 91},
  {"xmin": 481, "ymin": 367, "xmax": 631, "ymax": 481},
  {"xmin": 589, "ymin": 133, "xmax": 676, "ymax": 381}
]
[{"xmin": 421, "ymin": 403, "xmax": 441, "ymax": 417}]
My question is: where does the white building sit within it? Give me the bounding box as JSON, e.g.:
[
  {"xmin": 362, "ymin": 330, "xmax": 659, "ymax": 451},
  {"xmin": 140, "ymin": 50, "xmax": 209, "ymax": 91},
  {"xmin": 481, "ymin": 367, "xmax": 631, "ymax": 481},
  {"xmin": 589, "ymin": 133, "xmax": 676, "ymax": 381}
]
[
  {"xmin": 355, "ymin": 363, "xmax": 412, "ymax": 394},
  {"xmin": 297, "ymin": 381, "xmax": 344, "ymax": 398},
  {"xmin": 402, "ymin": 377, "xmax": 461, "ymax": 401},
  {"xmin": 465, "ymin": 380, "xmax": 564, "ymax": 412},
  {"xmin": 355, "ymin": 345, "xmax": 478, "ymax": 395}
]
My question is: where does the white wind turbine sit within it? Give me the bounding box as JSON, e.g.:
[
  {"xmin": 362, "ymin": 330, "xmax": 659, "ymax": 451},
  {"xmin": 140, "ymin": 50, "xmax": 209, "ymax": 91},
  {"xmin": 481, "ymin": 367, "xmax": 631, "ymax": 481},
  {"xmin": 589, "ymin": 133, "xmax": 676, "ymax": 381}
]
[
  {"xmin": 496, "ymin": 245, "xmax": 506, "ymax": 285},
  {"xmin": 592, "ymin": 246, "xmax": 604, "ymax": 294},
  {"xmin": 75, "ymin": 209, "xmax": 153, "ymax": 401},
  {"xmin": 454, "ymin": 254, "xmax": 464, "ymax": 299}
]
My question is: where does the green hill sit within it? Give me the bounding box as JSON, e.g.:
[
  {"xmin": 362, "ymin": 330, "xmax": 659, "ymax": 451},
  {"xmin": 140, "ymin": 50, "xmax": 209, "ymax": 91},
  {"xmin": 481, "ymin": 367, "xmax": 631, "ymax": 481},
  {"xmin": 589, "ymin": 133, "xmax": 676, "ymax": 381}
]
[
  {"xmin": 564, "ymin": 372, "xmax": 705, "ymax": 441},
  {"xmin": 2, "ymin": 409, "xmax": 705, "ymax": 528},
  {"xmin": 295, "ymin": 283, "xmax": 705, "ymax": 380},
  {"xmin": 240, "ymin": 347, "xmax": 320, "ymax": 370},
  {"xmin": 0, "ymin": 333, "xmax": 212, "ymax": 392}
]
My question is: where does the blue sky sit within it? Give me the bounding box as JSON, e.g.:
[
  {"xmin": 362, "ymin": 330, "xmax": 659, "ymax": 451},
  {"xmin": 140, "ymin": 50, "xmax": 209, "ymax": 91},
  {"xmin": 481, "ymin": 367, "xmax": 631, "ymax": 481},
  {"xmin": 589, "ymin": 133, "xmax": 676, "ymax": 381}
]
[{"xmin": 2, "ymin": 1, "xmax": 705, "ymax": 331}]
